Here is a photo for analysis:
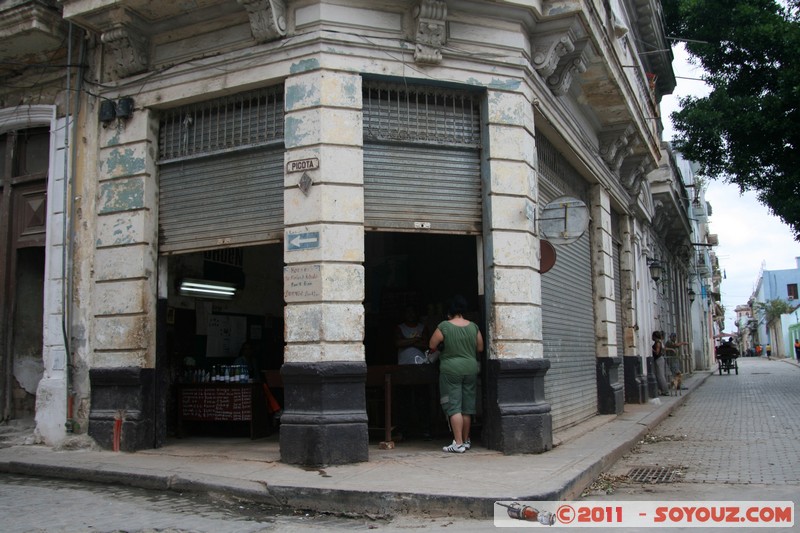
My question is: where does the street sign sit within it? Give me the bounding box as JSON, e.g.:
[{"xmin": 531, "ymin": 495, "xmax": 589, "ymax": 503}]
[
  {"xmin": 287, "ymin": 231, "xmax": 320, "ymax": 251},
  {"xmin": 287, "ymin": 158, "xmax": 319, "ymax": 173}
]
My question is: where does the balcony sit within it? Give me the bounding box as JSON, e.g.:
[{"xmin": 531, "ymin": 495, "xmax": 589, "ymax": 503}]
[{"xmin": 1, "ymin": 0, "xmax": 66, "ymax": 62}]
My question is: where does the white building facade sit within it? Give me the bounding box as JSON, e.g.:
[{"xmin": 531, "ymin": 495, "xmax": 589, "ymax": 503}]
[{"xmin": 2, "ymin": 0, "xmax": 703, "ymax": 465}]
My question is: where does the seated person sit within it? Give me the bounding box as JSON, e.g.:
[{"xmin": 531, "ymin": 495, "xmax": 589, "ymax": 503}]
[{"xmin": 716, "ymin": 338, "xmax": 739, "ymax": 359}]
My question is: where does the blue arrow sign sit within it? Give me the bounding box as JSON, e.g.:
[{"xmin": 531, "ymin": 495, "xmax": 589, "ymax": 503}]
[{"xmin": 287, "ymin": 231, "xmax": 320, "ymax": 251}]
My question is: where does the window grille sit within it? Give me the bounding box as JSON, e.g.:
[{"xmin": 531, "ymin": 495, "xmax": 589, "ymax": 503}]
[
  {"xmin": 363, "ymin": 81, "xmax": 481, "ymax": 148},
  {"xmin": 536, "ymin": 133, "xmax": 588, "ymax": 201},
  {"xmin": 158, "ymin": 86, "xmax": 284, "ymax": 163}
]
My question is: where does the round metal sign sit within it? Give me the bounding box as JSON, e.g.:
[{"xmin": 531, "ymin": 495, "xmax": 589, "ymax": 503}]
[
  {"xmin": 539, "ymin": 196, "xmax": 589, "ymax": 245},
  {"xmin": 540, "ymin": 239, "xmax": 557, "ymax": 274}
]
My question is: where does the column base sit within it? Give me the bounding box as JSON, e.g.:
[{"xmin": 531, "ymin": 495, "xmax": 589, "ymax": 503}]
[
  {"xmin": 279, "ymin": 361, "xmax": 369, "ymax": 466},
  {"xmin": 484, "ymin": 358, "xmax": 552, "ymax": 454},
  {"xmin": 596, "ymin": 356, "xmax": 624, "ymax": 414},
  {"xmin": 623, "ymin": 355, "xmax": 648, "ymax": 403},
  {"xmin": 88, "ymin": 367, "xmax": 156, "ymax": 451}
]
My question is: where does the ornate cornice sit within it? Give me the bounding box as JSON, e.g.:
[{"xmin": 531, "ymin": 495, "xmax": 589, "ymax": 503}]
[
  {"xmin": 100, "ymin": 24, "xmax": 149, "ymax": 79},
  {"xmin": 237, "ymin": 0, "xmax": 287, "ymax": 43},
  {"xmin": 413, "ymin": 0, "xmax": 447, "ymax": 64}
]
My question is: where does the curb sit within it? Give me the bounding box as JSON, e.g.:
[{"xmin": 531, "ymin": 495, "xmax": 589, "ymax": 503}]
[{"xmin": 0, "ymin": 371, "xmax": 716, "ymax": 519}]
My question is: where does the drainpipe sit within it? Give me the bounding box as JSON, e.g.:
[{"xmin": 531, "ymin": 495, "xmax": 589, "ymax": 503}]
[{"xmin": 62, "ymin": 22, "xmax": 85, "ymax": 433}]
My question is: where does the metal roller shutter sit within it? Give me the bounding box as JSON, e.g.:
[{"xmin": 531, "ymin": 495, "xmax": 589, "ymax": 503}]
[
  {"xmin": 612, "ymin": 209, "xmax": 624, "ymax": 360},
  {"xmin": 159, "ymin": 148, "xmax": 284, "ymax": 253},
  {"xmin": 538, "ymin": 135, "xmax": 597, "ymax": 431},
  {"xmin": 613, "ymin": 244, "xmax": 624, "ymax": 357},
  {"xmin": 364, "ymin": 144, "xmax": 481, "ymax": 233},
  {"xmin": 157, "ymin": 86, "xmax": 284, "ymax": 254},
  {"xmin": 362, "ymin": 81, "xmax": 482, "ymax": 234}
]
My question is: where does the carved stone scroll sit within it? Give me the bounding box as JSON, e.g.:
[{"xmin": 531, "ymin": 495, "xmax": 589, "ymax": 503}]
[
  {"xmin": 413, "ymin": 0, "xmax": 447, "ymax": 64},
  {"xmin": 547, "ymin": 54, "xmax": 587, "ymax": 96},
  {"xmin": 599, "ymin": 125, "xmax": 635, "ymax": 167},
  {"xmin": 531, "ymin": 31, "xmax": 576, "ymax": 78},
  {"xmin": 621, "ymin": 158, "xmax": 653, "ymax": 198},
  {"xmin": 238, "ymin": 0, "xmax": 287, "ymax": 43}
]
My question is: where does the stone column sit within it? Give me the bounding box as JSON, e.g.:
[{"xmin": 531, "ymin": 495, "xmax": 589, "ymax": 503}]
[
  {"xmin": 482, "ymin": 89, "xmax": 551, "ymax": 453},
  {"xmin": 590, "ymin": 185, "xmax": 623, "ymax": 414},
  {"xmin": 619, "ymin": 215, "xmax": 647, "ymax": 402},
  {"xmin": 87, "ymin": 109, "xmax": 161, "ymax": 451},
  {"xmin": 280, "ymin": 69, "xmax": 368, "ymax": 465}
]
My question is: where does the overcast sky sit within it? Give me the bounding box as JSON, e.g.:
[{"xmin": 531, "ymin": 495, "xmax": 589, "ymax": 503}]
[{"xmin": 661, "ymin": 44, "xmax": 800, "ymax": 332}]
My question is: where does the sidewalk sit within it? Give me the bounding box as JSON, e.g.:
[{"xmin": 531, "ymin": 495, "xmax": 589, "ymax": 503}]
[{"xmin": 0, "ymin": 371, "xmax": 713, "ymax": 519}]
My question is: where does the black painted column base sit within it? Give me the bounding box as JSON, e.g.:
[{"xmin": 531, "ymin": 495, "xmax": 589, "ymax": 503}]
[
  {"xmin": 484, "ymin": 358, "xmax": 552, "ymax": 454},
  {"xmin": 645, "ymin": 357, "xmax": 658, "ymax": 399},
  {"xmin": 88, "ymin": 367, "xmax": 155, "ymax": 451},
  {"xmin": 623, "ymin": 355, "xmax": 648, "ymax": 403},
  {"xmin": 279, "ymin": 361, "xmax": 369, "ymax": 466},
  {"xmin": 596, "ymin": 356, "xmax": 624, "ymax": 414}
]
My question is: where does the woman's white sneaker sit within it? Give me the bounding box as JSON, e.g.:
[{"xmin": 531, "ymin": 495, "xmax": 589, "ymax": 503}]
[{"xmin": 442, "ymin": 440, "xmax": 465, "ymax": 453}]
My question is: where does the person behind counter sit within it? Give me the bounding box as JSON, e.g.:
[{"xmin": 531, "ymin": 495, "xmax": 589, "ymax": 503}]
[
  {"xmin": 234, "ymin": 342, "xmax": 282, "ymax": 419},
  {"xmin": 428, "ymin": 295, "xmax": 484, "ymax": 453},
  {"xmin": 396, "ymin": 306, "xmax": 431, "ymax": 365},
  {"xmin": 395, "ymin": 306, "xmax": 434, "ymax": 439}
]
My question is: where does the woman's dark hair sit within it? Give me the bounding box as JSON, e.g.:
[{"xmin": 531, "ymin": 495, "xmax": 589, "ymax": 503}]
[{"xmin": 447, "ymin": 294, "xmax": 469, "ymax": 317}]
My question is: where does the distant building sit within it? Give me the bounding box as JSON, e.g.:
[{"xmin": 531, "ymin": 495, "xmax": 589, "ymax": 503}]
[
  {"xmin": 749, "ymin": 258, "xmax": 800, "ymax": 358},
  {"xmin": 734, "ymin": 304, "xmax": 754, "ymax": 355}
]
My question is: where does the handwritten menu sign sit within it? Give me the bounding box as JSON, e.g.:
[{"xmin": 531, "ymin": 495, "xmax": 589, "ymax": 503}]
[
  {"xmin": 180, "ymin": 385, "xmax": 252, "ymax": 421},
  {"xmin": 284, "ymin": 264, "xmax": 322, "ymax": 301},
  {"xmin": 206, "ymin": 314, "xmax": 247, "ymax": 358}
]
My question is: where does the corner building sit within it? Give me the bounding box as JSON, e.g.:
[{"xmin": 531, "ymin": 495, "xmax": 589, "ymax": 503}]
[{"xmin": 6, "ymin": 0, "xmax": 678, "ymax": 465}]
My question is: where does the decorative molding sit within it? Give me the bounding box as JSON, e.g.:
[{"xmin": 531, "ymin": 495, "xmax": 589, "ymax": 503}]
[
  {"xmin": 0, "ymin": 105, "xmax": 56, "ymax": 134},
  {"xmin": 611, "ymin": 135, "xmax": 640, "ymax": 172},
  {"xmin": 599, "ymin": 124, "xmax": 635, "ymax": 167},
  {"xmin": 531, "ymin": 29, "xmax": 576, "ymax": 78},
  {"xmin": 621, "ymin": 158, "xmax": 652, "ymax": 198},
  {"xmin": 600, "ymin": 125, "xmax": 643, "ymax": 176},
  {"xmin": 100, "ymin": 25, "xmax": 149, "ymax": 79},
  {"xmin": 546, "ymin": 53, "xmax": 587, "ymax": 96},
  {"xmin": 237, "ymin": 0, "xmax": 287, "ymax": 43},
  {"xmin": 413, "ymin": 0, "xmax": 447, "ymax": 64}
]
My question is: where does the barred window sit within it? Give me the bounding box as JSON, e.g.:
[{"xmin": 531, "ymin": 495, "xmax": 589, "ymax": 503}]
[{"xmin": 158, "ymin": 86, "xmax": 284, "ymax": 163}]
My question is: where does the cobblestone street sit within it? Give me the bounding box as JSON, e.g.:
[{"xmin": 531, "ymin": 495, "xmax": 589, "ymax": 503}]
[{"xmin": 585, "ymin": 356, "xmax": 800, "ymax": 504}]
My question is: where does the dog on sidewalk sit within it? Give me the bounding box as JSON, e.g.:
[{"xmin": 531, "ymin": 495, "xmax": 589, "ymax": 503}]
[{"xmin": 669, "ymin": 372, "xmax": 683, "ymax": 396}]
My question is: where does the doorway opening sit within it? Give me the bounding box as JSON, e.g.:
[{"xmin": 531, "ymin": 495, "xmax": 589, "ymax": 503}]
[
  {"xmin": 161, "ymin": 243, "xmax": 284, "ymax": 439},
  {"xmin": 364, "ymin": 232, "xmax": 483, "ymax": 443}
]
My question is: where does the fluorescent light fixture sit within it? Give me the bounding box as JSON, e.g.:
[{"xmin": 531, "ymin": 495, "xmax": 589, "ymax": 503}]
[{"xmin": 178, "ymin": 278, "xmax": 237, "ymax": 300}]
